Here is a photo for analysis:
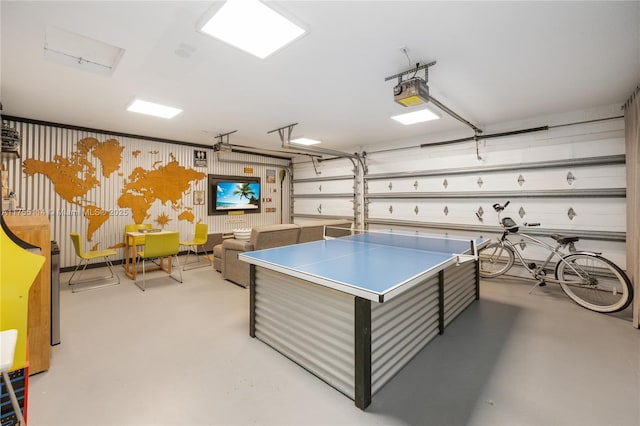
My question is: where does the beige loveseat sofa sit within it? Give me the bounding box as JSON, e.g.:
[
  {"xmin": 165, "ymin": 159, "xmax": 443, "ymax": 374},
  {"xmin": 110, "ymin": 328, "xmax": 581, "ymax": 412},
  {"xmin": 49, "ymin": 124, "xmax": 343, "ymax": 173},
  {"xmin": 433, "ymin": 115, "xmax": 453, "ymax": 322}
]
[
  {"xmin": 214, "ymin": 220, "xmax": 352, "ymax": 288},
  {"xmin": 297, "ymin": 219, "xmax": 354, "ymax": 243}
]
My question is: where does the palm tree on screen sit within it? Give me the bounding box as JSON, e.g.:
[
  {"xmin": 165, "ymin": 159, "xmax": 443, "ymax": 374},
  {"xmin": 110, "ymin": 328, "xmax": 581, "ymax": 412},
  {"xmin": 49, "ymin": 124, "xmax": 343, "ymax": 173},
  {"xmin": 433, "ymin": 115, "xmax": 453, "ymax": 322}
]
[{"xmin": 233, "ymin": 183, "xmax": 255, "ymax": 202}]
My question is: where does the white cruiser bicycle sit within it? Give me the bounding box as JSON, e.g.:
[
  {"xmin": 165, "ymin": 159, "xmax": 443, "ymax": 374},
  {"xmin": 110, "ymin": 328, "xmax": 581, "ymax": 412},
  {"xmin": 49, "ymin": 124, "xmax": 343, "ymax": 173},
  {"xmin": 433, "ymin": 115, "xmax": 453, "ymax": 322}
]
[{"xmin": 478, "ymin": 201, "xmax": 633, "ymax": 313}]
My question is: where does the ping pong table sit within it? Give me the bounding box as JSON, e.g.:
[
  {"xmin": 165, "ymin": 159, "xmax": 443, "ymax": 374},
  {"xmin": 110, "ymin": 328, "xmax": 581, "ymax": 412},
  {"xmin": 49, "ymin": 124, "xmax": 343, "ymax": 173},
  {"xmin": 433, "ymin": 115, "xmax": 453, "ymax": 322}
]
[{"xmin": 239, "ymin": 229, "xmax": 487, "ymax": 410}]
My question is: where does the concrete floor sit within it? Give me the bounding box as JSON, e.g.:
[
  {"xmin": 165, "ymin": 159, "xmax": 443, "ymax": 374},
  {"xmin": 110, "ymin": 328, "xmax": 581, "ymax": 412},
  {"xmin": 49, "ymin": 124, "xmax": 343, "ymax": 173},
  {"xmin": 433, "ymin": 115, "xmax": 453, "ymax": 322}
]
[{"xmin": 28, "ymin": 261, "xmax": 639, "ymax": 426}]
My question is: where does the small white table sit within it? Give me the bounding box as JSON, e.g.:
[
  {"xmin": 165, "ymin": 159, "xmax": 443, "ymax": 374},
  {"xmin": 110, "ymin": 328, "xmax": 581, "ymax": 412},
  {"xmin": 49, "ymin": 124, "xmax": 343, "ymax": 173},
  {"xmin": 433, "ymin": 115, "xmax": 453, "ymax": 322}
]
[{"xmin": 1, "ymin": 329, "xmax": 25, "ymax": 425}]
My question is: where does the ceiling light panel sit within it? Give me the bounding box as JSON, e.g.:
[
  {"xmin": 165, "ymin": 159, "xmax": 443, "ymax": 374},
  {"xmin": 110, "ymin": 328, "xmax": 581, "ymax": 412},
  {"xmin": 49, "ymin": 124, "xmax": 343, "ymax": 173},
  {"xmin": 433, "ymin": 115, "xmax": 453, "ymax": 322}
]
[
  {"xmin": 199, "ymin": 0, "xmax": 305, "ymax": 59},
  {"xmin": 127, "ymin": 99, "xmax": 182, "ymax": 119},
  {"xmin": 291, "ymin": 137, "xmax": 321, "ymax": 146},
  {"xmin": 391, "ymin": 108, "xmax": 440, "ymax": 125}
]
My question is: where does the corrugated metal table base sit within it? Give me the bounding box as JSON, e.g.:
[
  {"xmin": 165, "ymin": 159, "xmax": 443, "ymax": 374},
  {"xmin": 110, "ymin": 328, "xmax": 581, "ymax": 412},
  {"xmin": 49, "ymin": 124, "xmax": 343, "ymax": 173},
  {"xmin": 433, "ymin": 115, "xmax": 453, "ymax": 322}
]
[{"xmin": 249, "ymin": 260, "xmax": 478, "ymax": 410}]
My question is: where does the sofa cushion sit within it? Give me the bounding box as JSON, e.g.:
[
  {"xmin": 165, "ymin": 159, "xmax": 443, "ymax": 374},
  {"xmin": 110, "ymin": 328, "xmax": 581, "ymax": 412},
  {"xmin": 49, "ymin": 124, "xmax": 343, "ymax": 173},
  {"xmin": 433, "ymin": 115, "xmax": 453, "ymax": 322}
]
[
  {"xmin": 222, "ymin": 238, "xmax": 254, "ymax": 252},
  {"xmin": 251, "ymin": 224, "xmax": 300, "ymax": 250}
]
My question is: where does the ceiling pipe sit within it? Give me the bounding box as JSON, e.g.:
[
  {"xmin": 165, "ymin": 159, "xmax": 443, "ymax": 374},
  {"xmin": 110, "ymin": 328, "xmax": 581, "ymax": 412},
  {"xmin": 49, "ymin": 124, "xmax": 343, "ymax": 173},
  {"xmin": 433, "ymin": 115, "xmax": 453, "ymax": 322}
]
[
  {"xmin": 428, "ymin": 95, "xmax": 482, "ymax": 134},
  {"xmin": 420, "ymin": 125, "xmax": 549, "ymax": 148},
  {"xmin": 419, "ymin": 116, "xmax": 624, "ymax": 149},
  {"xmin": 213, "ymin": 142, "xmax": 315, "ymax": 160}
]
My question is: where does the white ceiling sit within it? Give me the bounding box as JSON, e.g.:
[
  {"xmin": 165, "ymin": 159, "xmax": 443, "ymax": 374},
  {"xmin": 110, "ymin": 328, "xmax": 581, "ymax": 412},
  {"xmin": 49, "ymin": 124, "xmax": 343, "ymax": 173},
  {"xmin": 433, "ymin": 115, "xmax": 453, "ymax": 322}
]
[{"xmin": 1, "ymin": 1, "xmax": 639, "ymax": 155}]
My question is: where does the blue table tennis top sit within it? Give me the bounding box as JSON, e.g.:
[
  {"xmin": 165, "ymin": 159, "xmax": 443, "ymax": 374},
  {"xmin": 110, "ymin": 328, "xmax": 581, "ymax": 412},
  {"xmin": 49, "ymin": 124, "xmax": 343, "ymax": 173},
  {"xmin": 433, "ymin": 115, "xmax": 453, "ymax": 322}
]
[{"xmin": 240, "ymin": 231, "xmax": 486, "ymax": 302}]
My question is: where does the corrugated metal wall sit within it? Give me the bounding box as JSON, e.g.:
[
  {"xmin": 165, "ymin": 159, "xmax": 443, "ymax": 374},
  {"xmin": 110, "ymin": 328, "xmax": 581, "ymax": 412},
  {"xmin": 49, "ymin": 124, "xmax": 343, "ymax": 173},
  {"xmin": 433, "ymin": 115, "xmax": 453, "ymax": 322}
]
[
  {"xmin": 370, "ymin": 260, "xmax": 476, "ymax": 395},
  {"xmin": 1, "ymin": 119, "xmax": 290, "ymax": 268},
  {"xmin": 442, "ymin": 261, "xmax": 477, "ymax": 327},
  {"xmin": 253, "ymin": 263, "xmax": 477, "ymax": 401},
  {"xmin": 370, "ymin": 273, "xmax": 440, "ymax": 395},
  {"xmin": 254, "ymin": 267, "xmax": 356, "ymax": 398}
]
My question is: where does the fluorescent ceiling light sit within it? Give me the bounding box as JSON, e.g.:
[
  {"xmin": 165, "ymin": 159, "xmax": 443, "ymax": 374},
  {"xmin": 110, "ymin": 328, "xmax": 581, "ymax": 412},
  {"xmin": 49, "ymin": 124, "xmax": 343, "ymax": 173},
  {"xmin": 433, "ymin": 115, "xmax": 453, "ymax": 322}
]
[
  {"xmin": 127, "ymin": 99, "xmax": 182, "ymax": 119},
  {"xmin": 199, "ymin": 0, "xmax": 305, "ymax": 59},
  {"xmin": 391, "ymin": 108, "xmax": 440, "ymax": 125},
  {"xmin": 290, "ymin": 137, "xmax": 321, "ymax": 146}
]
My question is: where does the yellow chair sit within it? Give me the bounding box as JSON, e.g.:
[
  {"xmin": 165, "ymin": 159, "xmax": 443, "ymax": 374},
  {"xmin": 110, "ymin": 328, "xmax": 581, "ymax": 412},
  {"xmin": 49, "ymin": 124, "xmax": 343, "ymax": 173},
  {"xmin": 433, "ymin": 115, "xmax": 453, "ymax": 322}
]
[
  {"xmin": 135, "ymin": 232, "xmax": 182, "ymax": 291},
  {"xmin": 179, "ymin": 223, "xmax": 211, "ymax": 270},
  {"xmin": 124, "ymin": 223, "xmax": 152, "ymax": 269},
  {"xmin": 69, "ymin": 233, "xmax": 120, "ymax": 292}
]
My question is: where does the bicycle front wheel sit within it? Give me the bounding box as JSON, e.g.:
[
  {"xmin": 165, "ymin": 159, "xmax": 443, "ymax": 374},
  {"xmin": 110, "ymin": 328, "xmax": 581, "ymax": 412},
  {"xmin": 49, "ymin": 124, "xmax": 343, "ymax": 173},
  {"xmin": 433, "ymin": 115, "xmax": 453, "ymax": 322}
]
[
  {"xmin": 478, "ymin": 242, "xmax": 515, "ymax": 278},
  {"xmin": 555, "ymin": 253, "xmax": 633, "ymax": 313}
]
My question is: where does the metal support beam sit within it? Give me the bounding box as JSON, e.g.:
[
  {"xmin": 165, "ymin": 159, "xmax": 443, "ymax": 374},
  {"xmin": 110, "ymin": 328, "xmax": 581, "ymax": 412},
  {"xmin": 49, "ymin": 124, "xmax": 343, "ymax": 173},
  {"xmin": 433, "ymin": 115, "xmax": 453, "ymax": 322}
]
[
  {"xmin": 364, "ymin": 218, "xmax": 626, "ymax": 242},
  {"xmin": 429, "ymin": 95, "xmax": 482, "ymax": 134},
  {"xmin": 267, "ymin": 123, "xmax": 361, "ymax": 160},
  {"xmin": 212, "ymin": 130, "xmax": 237, "ymax": 153},
  {"xmin": 364, "ymin": 155, "xmax": 626, "ymax": 180},
  {"xmin": 215, "ymin": 130, "xmax": 237, "ymax": 143},
  {"xmin": 267, "ymin": 123, "xmax": 298, "ymax": 147},
  {"xmin": 384, "ymin": 60, "xmax": 437, "ymax": 83},
  {"xmin": 311, "ymin": 156, "xmax": 321, "ymax": 175},
  {"xmin": 293, "ymin": 175, "xmax": 356, "ymax": 183},
  {"xmin": 365, "ymin": 188, "xmax": 626, "ymax": 199}
]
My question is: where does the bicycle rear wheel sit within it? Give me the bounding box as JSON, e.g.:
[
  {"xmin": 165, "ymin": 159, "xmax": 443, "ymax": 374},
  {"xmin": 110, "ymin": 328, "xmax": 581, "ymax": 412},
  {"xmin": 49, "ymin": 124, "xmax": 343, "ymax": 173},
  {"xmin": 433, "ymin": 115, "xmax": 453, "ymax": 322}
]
[
  {"xmin": 478, "ymin": 242, "xmax": 515, "ymax": 278},
  {"xmin": 555, "ymin": 253, "xmax": 633, "ymax": 313}
]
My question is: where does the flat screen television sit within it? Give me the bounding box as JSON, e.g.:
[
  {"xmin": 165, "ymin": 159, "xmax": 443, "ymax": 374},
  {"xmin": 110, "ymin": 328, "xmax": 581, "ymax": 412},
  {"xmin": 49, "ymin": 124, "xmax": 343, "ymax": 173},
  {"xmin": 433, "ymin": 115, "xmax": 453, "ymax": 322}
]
[{"xmin": 208, "ymin": 174, "xmax": 261, "ymax": 215}]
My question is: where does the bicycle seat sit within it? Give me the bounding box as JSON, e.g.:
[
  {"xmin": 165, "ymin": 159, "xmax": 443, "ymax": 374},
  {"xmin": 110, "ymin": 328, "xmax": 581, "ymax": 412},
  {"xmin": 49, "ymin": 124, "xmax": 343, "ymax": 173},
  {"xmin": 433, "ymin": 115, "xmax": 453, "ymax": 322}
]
[
  {"xmin": 550, "ymin": 234, "xmax": 580, "ymax": 245},
  {"xmin": 501, "ymin": 217, "xmax": 519, "ymax": 233}
]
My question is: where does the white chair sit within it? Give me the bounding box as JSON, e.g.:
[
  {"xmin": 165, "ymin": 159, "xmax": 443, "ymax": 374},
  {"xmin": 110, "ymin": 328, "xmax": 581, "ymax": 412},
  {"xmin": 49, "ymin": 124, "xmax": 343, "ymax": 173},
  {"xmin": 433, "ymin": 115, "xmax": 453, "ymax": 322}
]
[{"xmin": 1, "ymin": 329, "xmax": 25, "ymax": 426}]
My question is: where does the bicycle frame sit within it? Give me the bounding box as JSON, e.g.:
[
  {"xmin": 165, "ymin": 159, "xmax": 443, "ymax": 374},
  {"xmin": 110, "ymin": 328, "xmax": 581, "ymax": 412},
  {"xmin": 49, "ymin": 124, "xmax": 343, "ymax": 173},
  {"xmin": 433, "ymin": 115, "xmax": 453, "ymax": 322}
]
[
  {"xmin": 493, "ymin": 210, "xmax": 594, "ymax": 285},
  {"xmin": 496, "ymin": 232, "xmax": 569, "ymax": 284}
]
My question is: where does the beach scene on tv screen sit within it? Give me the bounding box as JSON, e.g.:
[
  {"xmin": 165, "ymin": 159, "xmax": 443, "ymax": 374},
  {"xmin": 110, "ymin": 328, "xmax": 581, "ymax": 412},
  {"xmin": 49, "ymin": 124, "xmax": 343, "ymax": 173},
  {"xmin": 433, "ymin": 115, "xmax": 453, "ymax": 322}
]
[{"xmin": 216, "ymin": 182, "xmax": 260, "ymax": 210}]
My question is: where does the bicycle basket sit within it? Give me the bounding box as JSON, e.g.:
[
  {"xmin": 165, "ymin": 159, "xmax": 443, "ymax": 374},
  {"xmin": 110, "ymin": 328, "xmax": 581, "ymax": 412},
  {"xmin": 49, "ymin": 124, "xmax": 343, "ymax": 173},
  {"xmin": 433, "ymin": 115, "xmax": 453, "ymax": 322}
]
[{"xmin": 501, "ymin": 217, "xmax": 519, "ymax": 233}]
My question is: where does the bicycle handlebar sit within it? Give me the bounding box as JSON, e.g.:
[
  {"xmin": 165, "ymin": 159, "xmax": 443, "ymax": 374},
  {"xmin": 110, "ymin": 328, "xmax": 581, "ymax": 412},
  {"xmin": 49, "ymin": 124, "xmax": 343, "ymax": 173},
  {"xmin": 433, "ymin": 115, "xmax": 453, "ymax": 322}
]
[
  {"xmin": 489, "ymin": 202, "xmax": 543, "ymax": 229},
  {"xmin": 492, "ymin": 201, "xmax": 510, "ymax": 212}
]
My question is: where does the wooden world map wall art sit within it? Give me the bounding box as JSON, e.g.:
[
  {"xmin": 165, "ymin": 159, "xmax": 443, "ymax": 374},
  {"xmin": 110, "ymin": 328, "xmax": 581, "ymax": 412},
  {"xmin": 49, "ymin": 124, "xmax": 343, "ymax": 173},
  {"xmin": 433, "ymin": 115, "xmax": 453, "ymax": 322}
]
[{"xmin": 22, "ymin": 137, "xmax": 206, "ymax": 250}]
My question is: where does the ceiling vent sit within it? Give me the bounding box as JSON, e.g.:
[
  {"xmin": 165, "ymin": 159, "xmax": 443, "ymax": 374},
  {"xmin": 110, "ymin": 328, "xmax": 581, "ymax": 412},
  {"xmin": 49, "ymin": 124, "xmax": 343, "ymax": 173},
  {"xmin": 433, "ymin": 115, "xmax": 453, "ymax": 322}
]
[{"xmin": 44, "ymin": 26, "xmax": 125, "ymax": 76}]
